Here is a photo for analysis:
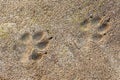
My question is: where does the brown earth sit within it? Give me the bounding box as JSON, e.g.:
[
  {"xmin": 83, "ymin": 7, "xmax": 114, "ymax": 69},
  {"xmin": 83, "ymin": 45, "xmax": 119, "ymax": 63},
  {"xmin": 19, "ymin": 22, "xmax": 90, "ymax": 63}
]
[{"xmin": 0, "ymin": 0, "xmax": 120, "ymax": 80}]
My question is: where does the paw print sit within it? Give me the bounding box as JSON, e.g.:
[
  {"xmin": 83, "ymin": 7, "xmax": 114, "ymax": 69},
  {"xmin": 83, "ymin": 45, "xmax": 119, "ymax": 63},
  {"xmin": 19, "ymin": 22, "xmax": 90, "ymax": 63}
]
[
  {"xmin": 80, "ymin": 15, "xmax": 111, "ymax": 42},
  {"xmin": 19, "ymin": 31, "xmax": 53, "ymax": 63}
]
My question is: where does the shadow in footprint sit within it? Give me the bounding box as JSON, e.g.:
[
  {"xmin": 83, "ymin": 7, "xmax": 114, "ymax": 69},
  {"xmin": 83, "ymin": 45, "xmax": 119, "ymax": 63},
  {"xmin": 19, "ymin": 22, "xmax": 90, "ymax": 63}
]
[
  {"xmin": 32, "ymin": 31, "xmax": 44, "ymax": 40},
  {"xmin": 92, "ymin": 33, "xmax": 103, "ymax": 41},
  {"xmin": 91, "ymin": 16, "xmax": 101, "ymax": 24},
  {"xmin": 79, "ymin": 19, "xmax": 89, "ymax": 31},
  {"xmin": 36, "ymin": 40, "xmax": 49, "ymax": 50},
  {"xmin": 98, "ymin": 18, "xmax": 110, "ymax": 32},
  {"xmin": 20, "ymin": 32, "xmax": 30, "ymax": 41},
  {"xmin": 80, "ymin": 19, "xmax": 89, "ymax": 26},
  {"xmin": 29, "ymin": 50, "xmax": 42, "ymax": 60},
  {"xmin": 98, "ymin": 23, "xmax": 109, "ymax": 32},
  {"xmin": 36, "ymin": 37, "xmax": 53, "ymax": 50}
]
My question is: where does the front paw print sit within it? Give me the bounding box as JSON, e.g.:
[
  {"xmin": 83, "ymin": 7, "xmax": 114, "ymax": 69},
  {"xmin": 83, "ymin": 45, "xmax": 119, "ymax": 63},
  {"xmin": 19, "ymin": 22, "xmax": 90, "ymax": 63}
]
[
  {"xmin": 20, "ymin": 31, "xmax": 53, "ymax": 64},
  {"xmin": 79, "ymin": 15, "xmax": 111, "ymax": 42}
]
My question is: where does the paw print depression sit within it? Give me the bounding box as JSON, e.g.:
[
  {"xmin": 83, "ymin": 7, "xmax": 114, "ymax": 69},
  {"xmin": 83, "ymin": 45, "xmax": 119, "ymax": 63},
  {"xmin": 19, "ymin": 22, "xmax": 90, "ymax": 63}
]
[
  {"xmin": 79, "ymin": 15, "xmax": 111, "ymax": 42},
  {"xmin": 19, "ymin": 30, "xmax": 53, "ymax": 63}
]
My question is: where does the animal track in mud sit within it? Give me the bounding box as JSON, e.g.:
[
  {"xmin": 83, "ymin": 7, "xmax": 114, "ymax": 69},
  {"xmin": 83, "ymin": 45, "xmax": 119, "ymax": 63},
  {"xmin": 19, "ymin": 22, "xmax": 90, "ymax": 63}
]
[
  {"xmin": 91, "ymin": 33, "xmax": 103, "ymax": 41},
  {"xmin": 80, "ymin": 19, "xmax": 89, "ymax": 27},
  {"xmin": 97, "ymin": 18, "xmax": 110, "ymax": 33},
  {"xmin": 80, "ymin": 15, "xmax": 111, "ymax": 42},
  {"xmin": 20, "ymin": 32, "xmax": 31, "ymax": 42},
  {"xmin": 29, "ymin": 50, "xmax": 42, "ymax": 60},
  {"xmin": 90, "ymin": 16, "xmax": 101, "ymax": 24},
  {"xmin": 32, "ymin": 31, "xmax": 44, "ymax": 41},
  {"xmin": 19, "ymin": 31, "xmax": 53, "ymax": 63},
  {"xmin": 36, "ymin": 40, "xmax": 49, "ymax": 50}
]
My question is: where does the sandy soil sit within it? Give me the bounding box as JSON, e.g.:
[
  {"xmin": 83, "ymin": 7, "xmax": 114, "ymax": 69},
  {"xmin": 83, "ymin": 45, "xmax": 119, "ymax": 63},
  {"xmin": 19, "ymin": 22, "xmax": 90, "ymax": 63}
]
[{"xmin": 0, "ymin": 0, "xmax": 120, "ymax": 80}]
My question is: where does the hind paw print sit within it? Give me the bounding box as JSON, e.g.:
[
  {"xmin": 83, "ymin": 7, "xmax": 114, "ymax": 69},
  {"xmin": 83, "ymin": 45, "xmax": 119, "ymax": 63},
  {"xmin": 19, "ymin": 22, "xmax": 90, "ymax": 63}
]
[
  {"xmin": 79, "ymin": 15, "xmax": 111, "ymax": 42},
  {"xmin": 19, "ymin": 31, "xmax": 53, "ymax": 64}
]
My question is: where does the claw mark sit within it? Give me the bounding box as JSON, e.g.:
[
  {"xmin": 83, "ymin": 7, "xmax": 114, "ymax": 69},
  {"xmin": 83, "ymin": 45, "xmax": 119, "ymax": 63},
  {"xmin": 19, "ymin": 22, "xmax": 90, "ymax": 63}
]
[{"xmin": 48, "ymin": 37, "xmax": 53, "ymax": 40}]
